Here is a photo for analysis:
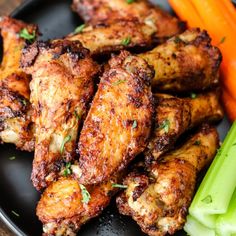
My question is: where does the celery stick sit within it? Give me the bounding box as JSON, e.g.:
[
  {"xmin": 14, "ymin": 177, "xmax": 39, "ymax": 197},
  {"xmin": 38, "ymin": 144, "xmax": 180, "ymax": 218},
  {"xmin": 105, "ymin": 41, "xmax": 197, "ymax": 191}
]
[
  {"xmin": 184, "ymin": 215, "xmax": 216, "ymax": 236},
  {"xmin": 216, "ymin": 189, "xmax": 236, "ymax": 236},
  {"xmin": 189, "ymin": 122, "xmax": 236, "ymax": 228}
]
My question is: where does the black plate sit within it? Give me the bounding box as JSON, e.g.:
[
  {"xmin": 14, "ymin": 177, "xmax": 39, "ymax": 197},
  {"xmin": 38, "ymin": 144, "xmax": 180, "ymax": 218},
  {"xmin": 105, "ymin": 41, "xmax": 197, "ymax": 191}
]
[{"xmin": 0, "ymin": 0, "xmax": 231, "ymax": 235}]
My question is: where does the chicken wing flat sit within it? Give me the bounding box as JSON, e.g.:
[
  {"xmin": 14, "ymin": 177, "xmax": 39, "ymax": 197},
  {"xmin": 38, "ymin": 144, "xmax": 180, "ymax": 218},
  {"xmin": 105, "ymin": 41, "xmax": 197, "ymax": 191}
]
[
  {"xmin": 72, "ymin": 0, "xmax": 184, "ymax": 42},
  {"xmin": 140, "ymin": 28, "xmax": 222, "ymax": 92},
  {"xmin": 67, "ymin": 20, "xmax": 156, "ymax": 56},
  {"xmin": 0, "ymin": 16, "xmax": 37, "ymax": 151},
  {"xmin": 37, "ymin": 172, "xmax": 122, "ymax": 236},
  {"xmin": 117, "ymin": 125, "xmax": 219, "ymax": 236},
  {"xmin": 145, "ymin": 91, "xmax": 223, "ymax": 162},
  {"xmin": 21, "ymin": 40, "xmax": 99, "ymax": 191},
  {"xmin": 78, "ymin": 51, "xmax": 154, "ymax": 185}
]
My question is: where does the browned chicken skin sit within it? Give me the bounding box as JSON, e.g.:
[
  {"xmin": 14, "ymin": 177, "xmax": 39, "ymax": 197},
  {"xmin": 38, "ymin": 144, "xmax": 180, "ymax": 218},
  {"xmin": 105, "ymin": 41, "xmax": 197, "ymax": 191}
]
[
  {"xmin": 0, "ymin": 16, "xmax": 37, "ymax": 151},
  {"xmin": 72, "ymin": 0, "xmax": 184, "ymax": 42},
  {"xmin": 21, "ymin": 40, "xmax": 99, "ymax": 191},
  {"xmin": 117, "ymin": 125, "xmax": 219, "ymax": 236},
  {"xmin": 140, "ymin": 28, "xmax": 222, "ymax": 92},
  {"xmin": 145, "ymin": 91, "xmax": 223, "ymax": 163},
  {"xmin": 78, "ymin": 51, "xmax": 154, "ymax": 185},
  {"xmin": 67, "ymin": 20, "xmax": 157, "ymax": 56},
  {"xmin": 37, "ymin": 172, "xmax": 123, "ymax": 236}
]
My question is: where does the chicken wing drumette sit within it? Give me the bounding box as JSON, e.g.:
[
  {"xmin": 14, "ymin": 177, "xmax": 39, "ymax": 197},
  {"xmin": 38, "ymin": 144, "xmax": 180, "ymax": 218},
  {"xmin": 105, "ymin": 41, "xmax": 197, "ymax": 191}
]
[
  {"xmin": 72, "ymin": 0, "xmax": 184, "ymax": 42},
  {"xmin": 78, "ymin": 51, "xmax": 154, "ymax": 185},
  {"xmin": 140, "ymin": 28, "xmax": 222, "ymax": 92},
  {"xmin": 21, "ymin": 40, "xmax": 99, "ymax": 191},
  {"xmin": 0, "ymin": 16, "xmax": 37, "ymax": 151},
  {"xmin": 117, "ymin": 125, "xmax": 219, "ymax": 236},
  {"xmin": 145, "ymin": 91, "xmax": 223, "ymax": 162}
]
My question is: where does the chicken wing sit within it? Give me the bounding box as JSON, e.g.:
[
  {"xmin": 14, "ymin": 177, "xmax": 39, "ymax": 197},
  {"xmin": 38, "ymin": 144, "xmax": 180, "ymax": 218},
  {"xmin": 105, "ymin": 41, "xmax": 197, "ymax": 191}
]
[
  {"xmin": 67, "ymin": 20, "xmax": 156, "ymax": 56},
  {"xmin": 117, "ymin": 125, "xmax": 219, "ymax": 236},
  {"xmin": 21, "ymin": 40, "xmax": 99, "ymax": 191},
  {"xmin": 78, "ymin": 51, "xmax": 154, "ymax": 185},
  {"xmin": 140, "ymin": 28, "xmax": 222, "ymax": 92},
  {"xmin": 145, "ymin": 90, "xmax": 223, "ymax": 163},
  {"xmin": 72, "ymin": 0, "xmax": 184, "ymax": 42},
  {"xmin": 0, "ymin": 16, "xmax": 37, "ymax": 151},
  {"xmin": 37, "ymin": 172, "xmax": 122, "ymax": 236}
]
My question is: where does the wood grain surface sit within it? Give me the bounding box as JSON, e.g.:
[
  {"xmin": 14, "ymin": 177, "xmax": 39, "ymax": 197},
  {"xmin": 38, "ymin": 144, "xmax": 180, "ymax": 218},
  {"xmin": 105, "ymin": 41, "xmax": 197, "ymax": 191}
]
[{"xmin": 0, "ymin": 1, "xmax": 24, "ymax": 236}]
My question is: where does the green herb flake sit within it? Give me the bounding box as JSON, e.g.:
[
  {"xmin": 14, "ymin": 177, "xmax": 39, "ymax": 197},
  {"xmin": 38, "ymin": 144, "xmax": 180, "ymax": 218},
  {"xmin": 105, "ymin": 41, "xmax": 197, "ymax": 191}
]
[
  {"xmin": 190, "ymin": 93, "xmax": 197, "ymax": 99},
  {"xmin": 112, "ymin": 184, "xmax": 128, "ymax": 189},
  {"xmin": 112, "ymin": 79, "xmax": 126, "ymax": 86},
  {"xmin": 160, "ymin": 119, "xmax": 170, "ymax": 133},
  {"xmin": 79, "ymin": 184, "xmax": 91, "ymax": 204},
  {"xmin": 194, "ymin": 140, "xmax": 201, "ymax": 146},
  {"xmin": 121, "ymin": 36, "xmax": 131, "ymax": 46},
  {"xmin": 201, "ymin": 195, "xmax": 212, "ymax": 204},
  {"xmin": 218, "ymin": 36, "xmax": 226, "ymax": 45},
  {"xmin": 20, "ymin": 98, "xmax": 27, "ymax": 106},
  {"xmin": 132, "ymin": 120, "xmax": 137, "ymax": 129},
  {"xmin": 11, "ymin": 210, "xmax": 20, "ymax": 217},
  {"xmin": 74, "ymin": 111, "xmax": 81, "ymax": 121},
  {"xmin": 60, "ymin": 135, "xmax": 72, "ymax": 154},
  {"xmin": 174, "ymin": 36, "xmax": 182, "ymax": 44},
  {"xmin": 74, "ymin": 24, "xmax": 85, "ymax": 34},
  {"xmin": 126, "ymin": 0, "xmax": 135, "ymax": 3},
  {"xmin": 9, "ymin": 156, "xmax": 16, "ymax": 160},
  {"xmin": 19, "ymin": 28, "xmax": 36, "ymax": 43},
  {"xmin": 63, "ymin": 162, "xmax": 72, "ymax": 176}
]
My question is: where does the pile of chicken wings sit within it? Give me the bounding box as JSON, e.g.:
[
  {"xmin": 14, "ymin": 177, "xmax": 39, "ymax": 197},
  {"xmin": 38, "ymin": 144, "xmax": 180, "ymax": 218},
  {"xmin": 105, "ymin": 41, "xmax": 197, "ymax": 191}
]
[{"xmin": 0, "ymin": 1, "xmax": 224, "ymax": 235}]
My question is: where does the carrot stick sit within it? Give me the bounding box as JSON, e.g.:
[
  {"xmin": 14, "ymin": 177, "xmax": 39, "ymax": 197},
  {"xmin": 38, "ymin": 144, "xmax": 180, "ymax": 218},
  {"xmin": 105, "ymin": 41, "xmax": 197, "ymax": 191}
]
[
  {"xmin": 222, "ymin": 89, "xmax": 236, "ymax": 122},
  {"xmin": 168, "ymin": 0, "xmax": 205, "ymax": 29},
  {"xmin": 221, "ymin": 0, "xmax": 236, "ymax": 23}
]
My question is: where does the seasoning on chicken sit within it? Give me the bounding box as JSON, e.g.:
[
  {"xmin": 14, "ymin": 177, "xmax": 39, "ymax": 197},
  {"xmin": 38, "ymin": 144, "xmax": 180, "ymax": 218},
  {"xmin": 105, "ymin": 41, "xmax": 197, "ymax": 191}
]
[
  {"xmin": 117, "ymin": 125, "xmax": 219, "ymax": 236},
  {"xmin": 72, "ymin": 0, "xmax": 184, "ymax": 42},
  {"xmin": 0, "ymin": 16, "xmax": 37, "ymax": 151},
  {"xmin": 145, "ymin": 90, "xmax": 223, "ymax": 163},
  {"xmin": 140, "ymin": 28, "xmax": 222, "ymax": 92},
  {"xmin": 21, "ymin": 40, "xmax": 99, "ymax": 191},
  {"xmin": 37, "ymin": 171, "xmax": 123, "ymax": 236},
  {"xmin": 78, "ymin": 51, "xmax": 154, "ymax": 185}
]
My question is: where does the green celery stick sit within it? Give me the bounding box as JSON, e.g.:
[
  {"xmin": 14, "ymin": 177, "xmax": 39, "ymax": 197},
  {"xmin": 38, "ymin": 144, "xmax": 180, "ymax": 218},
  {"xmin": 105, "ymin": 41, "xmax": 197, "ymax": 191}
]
[
  {"xmin": 216, "ymin": 189, "xmax": 236, "ymax": 236},
  {"xmin": 184, "ymin": 215, "xmax": 216, "ymax": 236},
  {"xmin": 189, "ymin": 121, "xmax": 236, "ymax": 228}
]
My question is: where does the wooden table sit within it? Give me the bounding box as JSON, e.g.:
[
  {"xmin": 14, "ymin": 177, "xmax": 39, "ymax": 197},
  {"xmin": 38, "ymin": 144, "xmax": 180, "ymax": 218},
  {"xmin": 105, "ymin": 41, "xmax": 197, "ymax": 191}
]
[{"xmin": 0, "ymin": 1, "xmax": 24, "ymax": 235}]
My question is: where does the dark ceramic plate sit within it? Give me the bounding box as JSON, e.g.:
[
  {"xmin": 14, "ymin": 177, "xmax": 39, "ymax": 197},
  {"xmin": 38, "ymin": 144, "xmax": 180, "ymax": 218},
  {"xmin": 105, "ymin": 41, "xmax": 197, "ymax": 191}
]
[{"xmin": 0, "ymin": 0, "xmax": 231, "ymax": 235}]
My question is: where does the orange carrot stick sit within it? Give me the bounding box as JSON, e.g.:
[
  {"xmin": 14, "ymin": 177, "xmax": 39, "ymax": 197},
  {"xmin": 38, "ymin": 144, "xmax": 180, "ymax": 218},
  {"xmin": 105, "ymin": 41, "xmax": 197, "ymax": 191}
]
[
  {"xmin": 168, "ymin": 0, "xmax": 205, "ymax": 29},
  {"xmin": 222, "ymin": 89, "xmax": 236, "ymax": 122}
]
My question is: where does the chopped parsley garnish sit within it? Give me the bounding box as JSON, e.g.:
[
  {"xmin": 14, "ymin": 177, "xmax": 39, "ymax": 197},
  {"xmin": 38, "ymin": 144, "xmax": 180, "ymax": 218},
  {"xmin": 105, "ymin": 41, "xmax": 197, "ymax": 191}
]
[
  {"xmin": 60, "ymin": 135, "xmax": 71, "ymax": 154},
  {"xmin": 21, "ymin": 98, "xmax": 27, "ymax": 106},
  {"xmin": 190, "ymin": 92, "xmax": 197, "ymax": 99},
  {"xmin": 112, "ymin": 184, "xmax": 128, "ymax": 189},
  {"xmin": 201, "ymin": 195, "xmax": 212, "ymax": 204},
  {"xmin": 79, "ymin": 184, "xmax": 91, "ymax": 204},
  {"xmin": 126, "ymin": 0, "xmax": 135, "ymax": 3},
  {"xmin": 174, "ymin": 36, "xmax": 183, "ymax": 44},
  {"xmin": 63, "ymin": 162, "xmax": 72, "ymax": 176},
  {"xmin": 112, "ymin": 79, "xmax": 126, "ymax": 86},
  {"xmin": 159, "ymin": 119, "xmax": 170, "ymax": 133},
  {"xmin": 19, "ymin": 28, "xmax": 36, "ymax": 43},
  {"xmin": 9, "ymin": 156, "xmax": 16, "ymax": 160},
  {"xmin": 74, "ymin": 110, "xmax": 81, "ymax": 121},
  {"xmin": 132, "ymin": 120, "xmax": 137, "ymax": 129},
  {"xmin": 218, "ymin": 36, "xmax": 226, "ymax": 45},
  {"xmin": 121, "ymin": 36, "xmax": 131, "ymax": 46},
  {"xmin": 74, "ymin": 24, "xmax": 85, "ymax": 34},
  {"xmin": 194, "ymin": 140, "xmax": 201, "ymax": 146},
  {"xmin": 11, "ymin": 210, "xmax": 20, "ymax": 217}
]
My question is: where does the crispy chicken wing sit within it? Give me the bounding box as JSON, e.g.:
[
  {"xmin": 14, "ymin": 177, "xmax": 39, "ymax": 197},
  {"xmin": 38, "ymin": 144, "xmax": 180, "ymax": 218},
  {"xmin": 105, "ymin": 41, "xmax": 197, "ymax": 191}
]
[
  {"xmin": 72, "ymin": 0, "xmax": 184, "ymax": 42},
  {"xmin": 78, "ymin": 51, "xmax": 154, "ymax": 185},
  {"xmin": 21, "ymin": 40, "xmax": 99, "ymax": 191},
  {"xmin": 67, "ymin": 20, "xmax": 156, "ymax": 56},
  {"xmin": 117, "ymin": 125, "xmax": 219, "ymax": 236},
  {"xmin": 145, "ymin": 91, "xmax": 223, "ymax": 162},
  {"xmin": 0, "ymin": 16, "xmax": 37, "ymax": 151},
  {"xmin": 140, "ymin": 28, "xmax": 222, "ymax": 92},
  {"xmin": 37, "ymin": 172, "xmax": 122, "ymax": 236}
]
